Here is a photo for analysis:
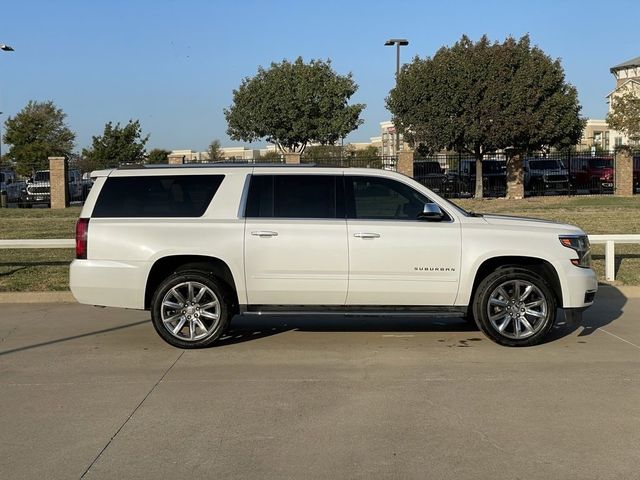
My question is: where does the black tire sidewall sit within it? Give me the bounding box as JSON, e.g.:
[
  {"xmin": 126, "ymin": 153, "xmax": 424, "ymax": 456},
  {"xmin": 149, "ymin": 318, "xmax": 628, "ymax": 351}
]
[
  {"xmin": 150, "ymin": 271, "xmax": 230, "ymax": 349},
  {"xmin": 473, "ymin": 268, "xmax": 556, "ymax": 347}
]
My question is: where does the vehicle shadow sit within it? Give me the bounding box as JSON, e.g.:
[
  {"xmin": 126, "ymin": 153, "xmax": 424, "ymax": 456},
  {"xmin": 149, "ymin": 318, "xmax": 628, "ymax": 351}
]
[
  {"xmin": 218, "ymin": 315, "xmax": 478, "ymax": 347},
  {"xmin": 546, "ymin": 284, "xmax": 627, "ymax": 342}
]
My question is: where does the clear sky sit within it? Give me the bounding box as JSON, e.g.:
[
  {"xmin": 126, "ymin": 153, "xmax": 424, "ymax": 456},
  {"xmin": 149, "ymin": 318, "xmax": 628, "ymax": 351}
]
[{"xmin": 0, "ymin": 0, "xmax": 638, "ymax": 153}]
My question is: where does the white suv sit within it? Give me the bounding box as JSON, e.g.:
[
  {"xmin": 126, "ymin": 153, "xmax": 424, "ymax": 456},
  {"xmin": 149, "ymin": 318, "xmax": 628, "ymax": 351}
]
[{"xmin": 70, "ymin": 165, "xmax": 597, "ymax": 348}]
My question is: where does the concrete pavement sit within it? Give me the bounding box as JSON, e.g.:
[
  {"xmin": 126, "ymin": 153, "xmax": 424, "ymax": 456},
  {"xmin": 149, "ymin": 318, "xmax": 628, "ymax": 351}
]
[{"xmin": 0, "ymin": 286, "xmax": 638, "ymax": 479}]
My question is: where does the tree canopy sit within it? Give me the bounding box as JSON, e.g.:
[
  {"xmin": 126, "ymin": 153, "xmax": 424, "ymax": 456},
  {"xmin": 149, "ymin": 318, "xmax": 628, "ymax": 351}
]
[
  {"xmin": 225, "ymin": 57, "xmax": 365, "ymax": 154},
  {"xmin": 3, "ymin": 100, "xmax": 76, "ymax": 175},
  {"xmin": 207, "ymin": 139, "xmax": 224, "ymax": 162},
  {"xmin": 386, "ymin": 35, "xmax": 584, "ymax": 196},
  {"xmin": 607, "ymin": 92, "xmax": 640, "ymax": 143},
  {"xmin": 82, "ymin": 120, "xmax": 149, "ymax": 169},
  {"xmin": 147, "ymin": 148, "xmax": 171, "ymax": 164}
]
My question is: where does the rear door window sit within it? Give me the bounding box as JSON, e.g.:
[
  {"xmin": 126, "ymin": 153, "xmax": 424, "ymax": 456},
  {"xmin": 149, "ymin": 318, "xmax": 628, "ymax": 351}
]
[
  {"xmin": 92, "ymin": 175, "xmax": 224, "ymax": 217},
  {"xmin": 245, "ymin": 174, "xmax": 343, "ymax": 219}
]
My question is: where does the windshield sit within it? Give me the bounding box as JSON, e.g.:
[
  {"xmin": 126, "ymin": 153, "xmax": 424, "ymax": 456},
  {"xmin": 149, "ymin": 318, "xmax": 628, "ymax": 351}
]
[
  {"xmin": 529, "ymin": 160, "xmax": 565, "ymax": 170},
  {"xmin": 34, "ymin": 171, "xmax": 50, "ymax": 182},
  {"xmin": 590, "ymin": 158, "xmax": 613, "ymax": 168}
]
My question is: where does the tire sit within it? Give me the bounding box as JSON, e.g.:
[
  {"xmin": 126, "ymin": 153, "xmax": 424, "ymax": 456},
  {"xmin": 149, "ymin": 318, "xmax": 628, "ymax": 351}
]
[
  {"xmin": 150, "ymin": 270, "xmax": 232, "ymax": 349},
  {"xmin": 472, "ymin": 267, "xmax": 556, "ymax": 347}
]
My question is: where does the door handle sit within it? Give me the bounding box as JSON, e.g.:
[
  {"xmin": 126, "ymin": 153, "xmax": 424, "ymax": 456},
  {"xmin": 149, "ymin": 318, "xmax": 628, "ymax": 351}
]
[
  {"xmin": 251, "ymin": 231, "xmax": 278, "ymax": 237},
  {"xmin": 353, "ymin": 232, "xmax": 380, "ymax": 239}
]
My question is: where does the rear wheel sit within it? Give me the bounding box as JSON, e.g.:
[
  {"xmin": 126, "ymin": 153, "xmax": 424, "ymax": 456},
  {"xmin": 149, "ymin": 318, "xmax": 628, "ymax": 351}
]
[
  {"xmin": 472, "ymin": 267, "xmax": 556, "ymax": 347},
  {"xmin": 150, "ymin": 270, "xmax": 231, "ymax": 349}
]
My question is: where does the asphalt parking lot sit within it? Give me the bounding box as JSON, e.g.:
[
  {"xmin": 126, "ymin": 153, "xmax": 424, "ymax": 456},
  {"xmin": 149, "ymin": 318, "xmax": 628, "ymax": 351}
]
[{"xmin": 1, "ymin": 286, "xmax": 639, "ymax": 480}]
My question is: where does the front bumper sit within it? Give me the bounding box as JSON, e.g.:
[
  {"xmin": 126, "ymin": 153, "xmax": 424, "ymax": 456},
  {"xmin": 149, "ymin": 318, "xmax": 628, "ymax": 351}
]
[{"xmin": 559, "ymin": 264, "xmax": 598, "ymax": 308}]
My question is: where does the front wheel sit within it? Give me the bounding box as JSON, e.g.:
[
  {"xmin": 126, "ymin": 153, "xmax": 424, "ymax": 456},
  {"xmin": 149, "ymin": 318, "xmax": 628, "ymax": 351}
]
[
  {"xmin": 150, "ymin": 271, "xmax": 231, "ymax": 349},
  {"xmin": 472, "ymin": 267, "xmax": 556, "ymax": 347}
]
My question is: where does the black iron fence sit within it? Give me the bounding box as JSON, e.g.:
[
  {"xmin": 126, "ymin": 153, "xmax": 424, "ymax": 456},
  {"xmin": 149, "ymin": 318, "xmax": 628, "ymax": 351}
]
[
  {"xmin": 300, "ymin": 155, "xmax": 397, "ymax": 170},
  {"xmin": 414, "ymin": 153, "xmax": 507, "ymax": 198},
  {"xmin": 413, "ymin": 150, "xmax": 632, "ymax": 198}
]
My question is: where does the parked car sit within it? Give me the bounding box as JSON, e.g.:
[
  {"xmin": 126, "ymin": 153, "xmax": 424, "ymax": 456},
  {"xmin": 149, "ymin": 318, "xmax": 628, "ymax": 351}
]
[
  {"xmin": 21, "ymin": 168, "xmax": 90, "ymax": 207},
  {"xmin": 524, "ymin": 158, "xmax": 570, "ymax": 195},
  {"xmin": 453, "ymin": 159, "xmax": 507, "ymax": 197},
  {"xmin": 0, "ymin": 170, "xmax": 26, "ymax": 203},
  {"xmin": 569, "ymin": 156, "xmax": 615, "ymax": 193},
  {"xmin": 413, "ymin": 160, "xmax": 448, "ymax": 194},
  {"xmin": 70, "ymin": 164, "xmax": 597, "ymax": 349}
]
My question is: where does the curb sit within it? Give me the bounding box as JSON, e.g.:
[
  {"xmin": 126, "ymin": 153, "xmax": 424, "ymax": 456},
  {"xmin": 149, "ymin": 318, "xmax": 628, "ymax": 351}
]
[
  {"xmin": 0, "ymin": 291, "xmax": 77, "ymax": 304},
  {"xmin": 0, "ymin": 285, "xmax": 639, "ymax": 304}
]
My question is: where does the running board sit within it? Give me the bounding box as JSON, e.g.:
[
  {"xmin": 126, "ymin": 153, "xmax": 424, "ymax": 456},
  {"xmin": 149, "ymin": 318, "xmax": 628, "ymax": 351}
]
[{"xmin": 240, "ymin": 305, "xmax": 467, "ymax": 316}]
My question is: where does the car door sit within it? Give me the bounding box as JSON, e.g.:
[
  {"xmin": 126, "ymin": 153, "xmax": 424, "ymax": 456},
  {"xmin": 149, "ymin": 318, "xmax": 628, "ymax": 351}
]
[
  {"xmin": 345, "ymin": 174, "xmax": 461, "ymax": 306},
  {"xmin": 244, "ymin": 173, "xmax": 348, "ymax": 306}
]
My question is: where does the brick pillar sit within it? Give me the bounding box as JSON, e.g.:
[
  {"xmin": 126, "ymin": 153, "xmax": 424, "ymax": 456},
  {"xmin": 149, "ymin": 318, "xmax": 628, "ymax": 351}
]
[
  {"xmin": 615, "ymin": 147, "xmax": 633, "ymax": 197},
  {"xmin": 168, "ymin": 154, "xmax": 185, "ymax": 165},
  {"xmin": 49, "ymin": 157, "xmax": 69, "ymax": 209},
  {"xmin": 284, "ymin": 153, "xmax": 301, "ymax": 164},
  {"xmin": 506, "ymin": 154, "xmax": 524, "ymax": 199},
  {"xmin": 396, "ymin": 150, "xmax": 414, "ymax": 178}
]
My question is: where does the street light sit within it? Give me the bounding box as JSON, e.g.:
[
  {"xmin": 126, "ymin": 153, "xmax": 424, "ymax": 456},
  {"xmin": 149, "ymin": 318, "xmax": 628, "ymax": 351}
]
[
  {"xmin": 1, "ymin": 44, "xmax": 14, "ymax": 164},
  {"xmin": 384, "ymin": 38, "xmax": 409, "ymax": 155}
]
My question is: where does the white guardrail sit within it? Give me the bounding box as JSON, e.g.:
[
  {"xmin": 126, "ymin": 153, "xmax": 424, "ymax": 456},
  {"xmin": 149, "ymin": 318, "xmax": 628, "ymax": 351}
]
[{"xmin": 0, "ymin": 235, "xmax": 639, "ymax": 282}]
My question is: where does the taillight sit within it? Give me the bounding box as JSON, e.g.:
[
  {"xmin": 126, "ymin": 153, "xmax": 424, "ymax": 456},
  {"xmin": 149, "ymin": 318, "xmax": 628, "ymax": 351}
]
[{"xmin": 75, "ymin": 218, "xmax": 89, "ymax": 259}]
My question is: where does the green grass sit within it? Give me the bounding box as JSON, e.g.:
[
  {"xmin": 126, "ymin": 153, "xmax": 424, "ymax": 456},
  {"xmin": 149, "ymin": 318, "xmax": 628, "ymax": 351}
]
[{"xmin": 0, "ymin": 197, "xmax": 639, "ymax": 291}]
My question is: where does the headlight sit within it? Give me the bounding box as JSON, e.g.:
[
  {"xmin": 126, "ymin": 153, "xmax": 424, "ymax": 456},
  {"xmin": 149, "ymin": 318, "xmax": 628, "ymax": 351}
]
[{"xmin": 559, "ymin": 235, "xmax": 591, "ymax": 268}]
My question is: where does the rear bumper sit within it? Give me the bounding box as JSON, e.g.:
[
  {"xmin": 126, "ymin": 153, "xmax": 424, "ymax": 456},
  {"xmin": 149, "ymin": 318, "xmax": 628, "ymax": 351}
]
[{"xmin": 70, "ymin": 259, "xmax": 148, "ymax": 309}]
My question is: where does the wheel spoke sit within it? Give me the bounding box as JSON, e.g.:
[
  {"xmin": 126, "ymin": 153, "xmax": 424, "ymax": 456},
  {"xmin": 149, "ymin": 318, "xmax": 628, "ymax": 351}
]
[
  {"xmin": 187, "ymin": 282, "xmax": 194, "ymax": 302},
  {"xmin": 513, "ymin": 316, "xmax": 522, "ymax": 337},
  {"xmin": 525, "ymin": 299, "xmax": 544, "ymax": 308},
  {"xmin": 497, "ymin": 286, "xmax": 511, "ymax": 302},
  {"xmin": 519, "ymin": 285, "xmax": 533, "ymax": 302},
  {"xmin": 162, "ymin": 300, "xmax": 182, "ymax": 310},
  {"xmin": 194, "ymin": 287, "xmax": 207, "ymax": 303},
  {"xmin": 194, "ymin": 317, "xmax": 207, "ymax": 332},
  {"xmin": 489, "ymin": 309, "xmax": 506, "ymax": 321},
  {"xmin": 200, "ymin": 310, "xmax": 219, "ymax": 320},
  {"xmin": 519, "ymin": 316, "xmax": 534, "ymax": 334},
  {"xmin": 525, "ymin": 308, "xmax": 545, "ymax": 318},
  {"xmin": 200, "ymin": 300, "xmax": 219, "ymax": 310},
  {"xmin": 489, "ymin": 297, "xmax": 508, "ymax": 307},
  {"xmin": 163, "ymin": 313, "xmax": 182, "ymax": 324},
  {"xmin": 189, "ymin": 319, "xmax": 195, "ymax": 339},
  {"xmin": 172, "ymin": 317, "xmax": 186, "ymax": 334},
  {"xmin": 171, "ymin": 287, "xmax": 186, "ymax": 305},
  {"xmin": 497, "ymin": 315, "xmax": 511, "ymax": 332},
  {"xmin": 512, "ymin": 281, "xmax": 520, "ymax": 301}
]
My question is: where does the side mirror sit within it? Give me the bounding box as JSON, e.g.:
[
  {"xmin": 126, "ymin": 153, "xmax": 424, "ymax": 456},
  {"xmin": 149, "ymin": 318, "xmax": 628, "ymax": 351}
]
[{"xmin": 418, "ymin": 203, "xmax": 444, "ymax": 221}]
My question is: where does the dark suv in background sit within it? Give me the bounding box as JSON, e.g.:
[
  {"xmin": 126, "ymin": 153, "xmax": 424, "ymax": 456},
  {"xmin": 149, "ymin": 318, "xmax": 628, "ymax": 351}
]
[{"xmin": 524, "ymin": 158, "xmax": 570, "ymax": 195}]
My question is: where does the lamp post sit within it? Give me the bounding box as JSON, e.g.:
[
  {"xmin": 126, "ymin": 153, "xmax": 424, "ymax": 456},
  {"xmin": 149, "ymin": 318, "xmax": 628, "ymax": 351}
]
[
  {"xmin": 384, "ymin": 39, "xmax": 408, "ymax": 155},
  {"xmin": 1, "ymin": 44, "xmax": 14, "ymax": 165}
]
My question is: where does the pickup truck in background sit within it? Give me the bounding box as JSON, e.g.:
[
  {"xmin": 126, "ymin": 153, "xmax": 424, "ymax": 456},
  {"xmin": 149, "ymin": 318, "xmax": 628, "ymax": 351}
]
[
  {"xmin": 569, "ymin": 156, "xmax": 615, "ymax": 194},
  {"xmin": 21, "ymin": 169, "xmax": 91, "ymax": 207},
  {"xmin": 0, "ymin": 170, "xmax": 27, "ymax": 203},
  {"xmin": 524, "ymin": 158, "xmax": 570, "ymax": 195}
]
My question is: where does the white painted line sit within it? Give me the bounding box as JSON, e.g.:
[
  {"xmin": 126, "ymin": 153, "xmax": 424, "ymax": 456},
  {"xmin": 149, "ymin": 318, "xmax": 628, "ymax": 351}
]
[
  {"xmin": 381, "ymin": 334, "xmax": 415, "ymax": 338},
  {"xmin": 598, "ymin": 328, "xmax": 640, "ymax": 351}
]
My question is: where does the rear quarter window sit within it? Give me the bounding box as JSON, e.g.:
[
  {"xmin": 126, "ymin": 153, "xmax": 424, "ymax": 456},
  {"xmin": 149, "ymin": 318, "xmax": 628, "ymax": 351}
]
[{"xmin": 92, "ymin": 175, "xmax": 224, "ymax": 218}]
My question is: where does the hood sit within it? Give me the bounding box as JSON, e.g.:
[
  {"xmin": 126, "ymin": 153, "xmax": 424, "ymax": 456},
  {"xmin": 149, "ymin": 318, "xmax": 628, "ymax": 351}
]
[{"xmin": 481, "ymin": 214, "xmax": 583, "ymax": 234}]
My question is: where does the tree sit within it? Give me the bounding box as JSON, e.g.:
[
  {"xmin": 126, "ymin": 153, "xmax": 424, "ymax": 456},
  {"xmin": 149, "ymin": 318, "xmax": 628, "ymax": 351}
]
[
  {"xmin": 207, "ymin": 139, "xmax": 224, "ymax": 162},
  {"xmin": 607, "ymin": 92, "xmax": 640, "ymax": 143},
  {"xmin": 147, "ymin": 148, "xmax": 171, "ymax": 164},
  {"xmin": 301, "ymin": 145, "xmax": 344, "ymax": 160},
  {"xmin": 225, "ymin": 57, "xmax": 365, "ymax": 154},
  {"xmin": 3, "ymin": 100, "xmax": 76, "ymax": 175},
  {"xmin": 349, "ymin": 145, "xmax": 380, "ymax": 159},
  {"xmin": 82, "ymin": 120, "xmax": 149, "ymax": 169},
  {"xmin": 387, "ymin": 35, "xmax": 584, "ymax": 197}
]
